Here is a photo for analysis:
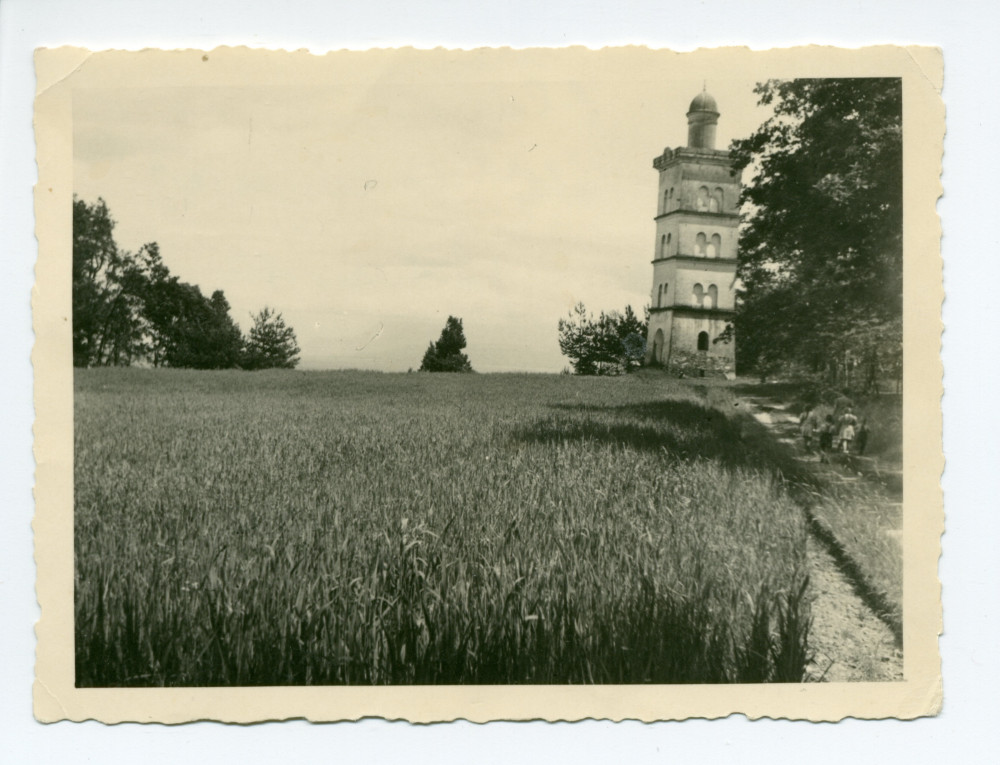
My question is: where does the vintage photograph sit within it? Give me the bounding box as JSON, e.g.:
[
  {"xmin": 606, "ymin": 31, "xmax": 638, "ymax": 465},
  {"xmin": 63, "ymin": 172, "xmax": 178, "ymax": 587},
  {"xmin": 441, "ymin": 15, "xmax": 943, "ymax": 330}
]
[{"xmin": 34, "ymin": 45, "xmax": 943, "ymax": 721}]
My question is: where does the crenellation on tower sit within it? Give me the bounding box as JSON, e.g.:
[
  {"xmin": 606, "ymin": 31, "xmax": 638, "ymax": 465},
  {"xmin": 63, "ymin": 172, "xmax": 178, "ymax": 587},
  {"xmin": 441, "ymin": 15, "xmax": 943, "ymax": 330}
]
[{"xmin": 645, "ymin": 89, "xmax": 739, "ymax": 375}]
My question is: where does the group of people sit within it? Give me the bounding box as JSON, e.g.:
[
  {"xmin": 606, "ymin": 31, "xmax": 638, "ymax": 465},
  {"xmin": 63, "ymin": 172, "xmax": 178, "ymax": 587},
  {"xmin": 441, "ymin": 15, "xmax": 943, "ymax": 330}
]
[{"xmin": 799, "ymin": 398, "xmax": 869, "ymax": 462}]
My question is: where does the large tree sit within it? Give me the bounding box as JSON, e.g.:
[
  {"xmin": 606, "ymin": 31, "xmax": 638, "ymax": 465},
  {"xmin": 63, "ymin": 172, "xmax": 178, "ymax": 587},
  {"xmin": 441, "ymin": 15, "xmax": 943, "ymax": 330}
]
[
  {"xmin": 557, "ymin": 302, "xmax": 647, "ymax": 376},
  {"xmin": 729, "ymin": 78, "xmax": 902, "ymax": 387},
  {"xmin": 73, "ymin": 196, "xmax": 248, "ymax": 370},
  {"xmin": 420, "ymin": 316, "xmax": 473, "ymax": 372},
  {"xmin": 72, "ymin": 197, "xmax": 151, "ymax": 366},
  {"xmin": 143, "ymin": 276, "xmax": 245, "ymax": 369}
]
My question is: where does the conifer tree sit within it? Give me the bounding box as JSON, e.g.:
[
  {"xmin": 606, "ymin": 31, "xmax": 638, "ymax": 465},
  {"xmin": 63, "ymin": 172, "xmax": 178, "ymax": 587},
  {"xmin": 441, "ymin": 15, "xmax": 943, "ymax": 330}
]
[
  {"xmin": 420, "ymin": 316, "xmax": 473, "ymax": 372},
  {"xmin": 242, "ymin": 307, "xmax": 301, "ymax": 370}
]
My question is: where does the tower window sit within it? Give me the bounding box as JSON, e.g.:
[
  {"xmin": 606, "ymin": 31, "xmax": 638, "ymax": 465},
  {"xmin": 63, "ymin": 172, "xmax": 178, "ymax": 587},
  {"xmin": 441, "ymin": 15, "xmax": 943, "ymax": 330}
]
[
  {"xmin": 663, "ymin": 190, "xmax": 669, "ymax": 214},
  {"xmin": 707, "ymin": 284, "xmax": 718, "ymax": 309},
  {"xmin": 710, "ymin": 233, "xmax": 722, "ymax": 258},
  {"xmin": 657, "ymin": 284, "xmax": 663, "ymax": 307},
  {"xmin": 697, "ymin": 186, "xmax": 710, "ymax": 211},
  {"xmin": 695, "ymin": 232, "xmax": 707, "ymax": 256},
  {"xmin": 692, "ymin": 283, "xmax": 704, "ymax": 307},
  {"xmin": 697, "ymin": 332, "xmax": 710, "ymax": 351},
  {"xmin": 713, "ymin": 187, "xmax": 724, "ymax": 211}
]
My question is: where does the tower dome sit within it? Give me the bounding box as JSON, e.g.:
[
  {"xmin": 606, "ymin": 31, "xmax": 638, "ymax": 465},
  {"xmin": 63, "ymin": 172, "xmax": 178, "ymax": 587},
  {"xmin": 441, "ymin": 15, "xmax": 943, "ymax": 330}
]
[
  {"xmin": 686, "ymin": 88, "xmax": 720, "ymax": 150},
  {"xmin": 688, "ymin": 90, "xmax": 719, "ymax": 114}
]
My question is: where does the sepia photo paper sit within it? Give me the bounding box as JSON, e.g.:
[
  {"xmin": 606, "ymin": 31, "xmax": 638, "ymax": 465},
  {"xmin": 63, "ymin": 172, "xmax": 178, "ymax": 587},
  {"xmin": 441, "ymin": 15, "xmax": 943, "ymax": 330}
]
[{"xmin": 33, "ymin": 44, "xmax": 943, "ymax": 723}]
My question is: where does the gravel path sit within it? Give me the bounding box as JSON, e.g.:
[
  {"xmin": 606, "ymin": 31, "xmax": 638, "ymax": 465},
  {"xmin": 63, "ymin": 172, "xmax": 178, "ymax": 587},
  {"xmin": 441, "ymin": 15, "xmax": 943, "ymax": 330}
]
[
  {"xmin": 804, "ymin": 536, "xmax": 903, "ymax": 682},
  {"xmin": 740, "ymin": 394, "xmax": 904, "ymax": 683}
]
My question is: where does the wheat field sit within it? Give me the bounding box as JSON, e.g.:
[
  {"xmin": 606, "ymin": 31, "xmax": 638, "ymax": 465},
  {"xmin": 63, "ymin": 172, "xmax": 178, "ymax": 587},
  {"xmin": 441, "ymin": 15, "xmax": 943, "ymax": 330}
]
[{"xmin": 74, "ymin": 369, "xmax": 811, "ymax": 686}]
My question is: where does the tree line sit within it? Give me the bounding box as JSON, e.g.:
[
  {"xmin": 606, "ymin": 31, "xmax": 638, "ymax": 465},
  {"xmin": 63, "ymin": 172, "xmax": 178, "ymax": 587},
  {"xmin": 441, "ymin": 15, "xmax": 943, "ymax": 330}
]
[
  {"xmin": 73, "ymin": 197, "xmax": 300, "ymax": 370},
  {"xmin": 728, "ymin": 77, "xmax": 903, "ymax": 390}
]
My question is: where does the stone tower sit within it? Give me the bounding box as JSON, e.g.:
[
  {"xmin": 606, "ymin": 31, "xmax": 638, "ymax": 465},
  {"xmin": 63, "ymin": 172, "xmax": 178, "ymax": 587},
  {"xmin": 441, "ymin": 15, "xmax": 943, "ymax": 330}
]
[{"xmin": 645, "ymin": 89, "xmax": 738, "ymax": 374}]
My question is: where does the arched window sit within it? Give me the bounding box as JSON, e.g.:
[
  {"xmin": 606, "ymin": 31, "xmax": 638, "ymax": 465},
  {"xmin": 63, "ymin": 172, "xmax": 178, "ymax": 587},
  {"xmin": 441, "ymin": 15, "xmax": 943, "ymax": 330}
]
[
  {"xmin": 660, "ymin": 234, "xmax": 667, "ymax": 258},
  {"xmin": 706, "ymin": 284, "xmax": 718, "ymax": 309},
  {"xmin": 708, "ymin": 196, "xmax": 719, "ymax": 213},
  {"xmin": 697, "ymin": 186, "xmax": 710, "ymax": 211},
  {"xmin": 697, "ymin": 331, "xmax": 710, "ymax": 352},
  {"xmin": 714, "ymin": 187, "xmax": 724, "ymax": 211},
  {"xmin": 663, "ymin": 190, "xmax": 669, "ymax": 214},
  {"xmin": 711, "ymin": 233, "xmax": 722, "ymax": 258},
  {"xmin": 692, "ymin": 283, "xmax": 704, "ymax": 307},
  {"xmin": 669, "ymin": 187, "xmax": 674, "ymax": 201},
  {"xmin": 695, "ymin": 232, "xmax": 707, "ymax": 256},
  {"xmin": 663, "ymin": 282, "xmax": 668, "ymax": 303},
  {"xmin": 657, "ymin": 284, "xmax": 663, "ymax": 307}
]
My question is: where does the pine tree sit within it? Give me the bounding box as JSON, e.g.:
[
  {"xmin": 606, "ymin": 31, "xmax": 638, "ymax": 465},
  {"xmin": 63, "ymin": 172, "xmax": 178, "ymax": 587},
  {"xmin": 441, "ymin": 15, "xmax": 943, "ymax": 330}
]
[
  {"xmin": 242, "ymin": 307, "xmax": 301, "ymax": 370},
  {"xmin": 419, "ymin": 316, "xmax": 473, "ymax": 372}
]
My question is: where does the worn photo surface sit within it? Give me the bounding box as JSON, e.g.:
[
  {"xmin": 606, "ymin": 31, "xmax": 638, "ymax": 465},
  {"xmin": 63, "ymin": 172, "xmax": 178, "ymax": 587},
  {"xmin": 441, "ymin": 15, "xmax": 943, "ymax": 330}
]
[{"xmin": 34, "ymin": 45, "xmax": 943, "ymax": 722}]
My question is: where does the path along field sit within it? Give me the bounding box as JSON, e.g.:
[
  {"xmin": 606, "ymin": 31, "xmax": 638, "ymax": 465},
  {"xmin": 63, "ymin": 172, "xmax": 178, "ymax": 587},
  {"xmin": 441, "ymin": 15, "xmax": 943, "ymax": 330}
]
[
  {"xmin": 739, "ymin": 386, "xmax": 904, "ymax": 637},
  {"xmin": 75, "ymin": 369, "xmax": 813, "ymax": 686}
]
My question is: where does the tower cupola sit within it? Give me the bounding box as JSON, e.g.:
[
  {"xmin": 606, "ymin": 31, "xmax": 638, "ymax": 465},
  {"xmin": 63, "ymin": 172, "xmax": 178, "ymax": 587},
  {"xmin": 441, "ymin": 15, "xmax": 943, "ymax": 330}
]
[{"xmin": 686, "ymin": 88, "xmax": 719, "ymax": 150}]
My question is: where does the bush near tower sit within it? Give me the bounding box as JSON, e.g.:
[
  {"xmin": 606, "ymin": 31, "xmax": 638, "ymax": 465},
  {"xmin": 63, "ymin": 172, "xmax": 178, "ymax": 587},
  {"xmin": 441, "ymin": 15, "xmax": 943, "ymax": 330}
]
[{"xmin": 558, "ymin": 302, "xmax": 647, "ymax": 376}]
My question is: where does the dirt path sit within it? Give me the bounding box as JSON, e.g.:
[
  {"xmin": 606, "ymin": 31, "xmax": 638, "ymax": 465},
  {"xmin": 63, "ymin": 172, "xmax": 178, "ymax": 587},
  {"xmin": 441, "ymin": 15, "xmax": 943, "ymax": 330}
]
[
  {"xmin": 739, "ymin": 394, "xmax": 903, "ymax": 682},
  {"xmin": 742, "ymin": 395, "xmax": 903, "ymax": 495},
  {"xmin": 804, "ymin": 536, "xmax": 902, "ymax": 681}
]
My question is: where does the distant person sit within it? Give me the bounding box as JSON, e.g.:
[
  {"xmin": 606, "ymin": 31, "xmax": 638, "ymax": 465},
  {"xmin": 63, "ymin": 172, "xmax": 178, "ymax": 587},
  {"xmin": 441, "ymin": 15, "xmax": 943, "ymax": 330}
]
[
  {"xmin": 832, "ymin": 392, "xmax": 854, "ymax": 421},
  {"xmin": 799, "ymin": 406, "xmax": 820, "ymax": 453},
  {"xmin": 855, "ymin": 417, "xmax": 870, "ymax": 455},
  {"xmin": 838, "ymin": 408, "xmax": 859, "ymax": 454},
  {"xmin": 818, "ymin": 415, "xmax": 835, "ymax": 463}
]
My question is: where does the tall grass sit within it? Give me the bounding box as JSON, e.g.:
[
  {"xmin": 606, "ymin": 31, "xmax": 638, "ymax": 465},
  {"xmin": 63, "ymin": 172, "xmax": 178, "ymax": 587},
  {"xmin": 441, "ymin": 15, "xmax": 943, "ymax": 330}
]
[
  {"xmin": 806, "ymin": 481, "xmax": 903, "ymax": 633},
  {"xmin": 75, "ymin": 369, "xmax": 811, "ymax": 685}
]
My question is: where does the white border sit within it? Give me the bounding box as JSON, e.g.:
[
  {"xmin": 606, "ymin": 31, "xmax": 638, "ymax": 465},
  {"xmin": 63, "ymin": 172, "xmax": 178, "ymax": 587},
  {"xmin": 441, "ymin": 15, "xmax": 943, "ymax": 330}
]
[{"xmin": 2, "ymin": 0, "xmax": 996, "ymax": 761}]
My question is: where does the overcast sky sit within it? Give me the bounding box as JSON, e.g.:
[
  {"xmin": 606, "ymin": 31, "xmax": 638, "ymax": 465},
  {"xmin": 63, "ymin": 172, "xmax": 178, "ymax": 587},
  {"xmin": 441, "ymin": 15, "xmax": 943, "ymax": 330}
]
[{"xmin": 72, "ymin": 49, "xmax": 766, "ymax": 372}]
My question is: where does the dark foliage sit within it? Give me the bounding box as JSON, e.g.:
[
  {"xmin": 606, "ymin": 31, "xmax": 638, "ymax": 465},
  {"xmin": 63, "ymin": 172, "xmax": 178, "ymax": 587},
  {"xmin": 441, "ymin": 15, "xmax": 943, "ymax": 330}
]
[
  {"xmin": 143, "ymin": 276, "xmax": 244, "ymax": 369},
  {"xmin": 728, "ymin": 79, "xmax": 902, "ymax": 388},
  {"xmin": 557, "ymin": 302, "xmax": 647, "ymax": 375},
  {"xmin": 242, "ymin": 307, "xmax": 301, "ymax": 370},
  {"xmin": 72, "ymin": 197, "xmax": 150, "ymax": 367},
  {"xmin": 420, "ymin": 316, "xmax": 473, "ymax": 372},
  {"xmin": 73, "ymin": 196, "xmax": 298, "ymax": 371}
]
